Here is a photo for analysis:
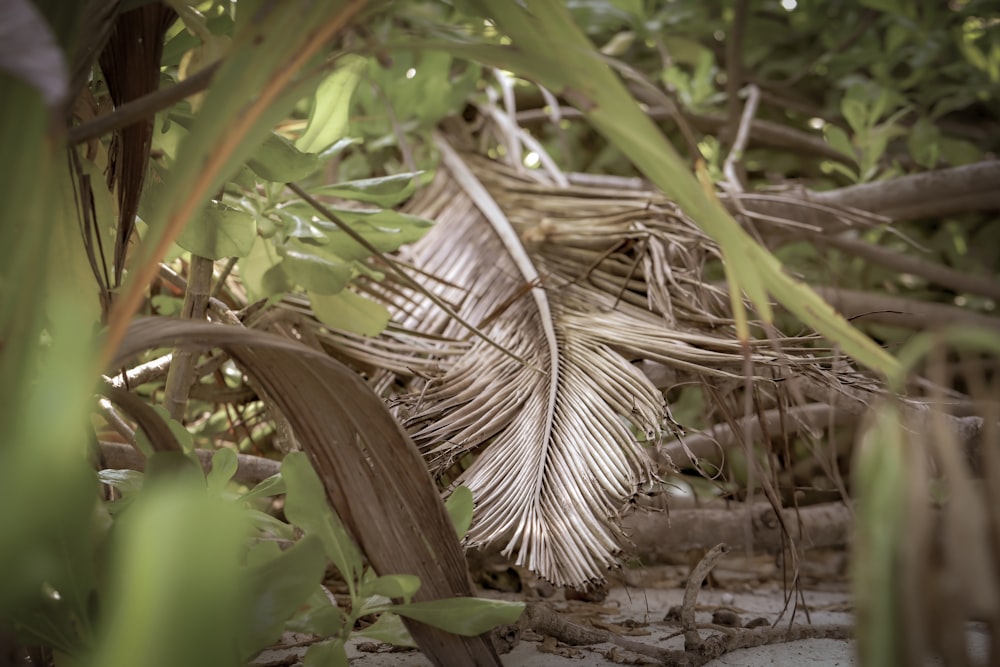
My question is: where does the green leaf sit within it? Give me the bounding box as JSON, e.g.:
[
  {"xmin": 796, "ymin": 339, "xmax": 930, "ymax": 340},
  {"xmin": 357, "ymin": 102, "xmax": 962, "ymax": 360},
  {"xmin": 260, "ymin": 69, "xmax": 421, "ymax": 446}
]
[
  {"xmin": 281, "ymin": 452, "xmax": 364, "ymax": 590},
  {"xmin": 241, "ymin": 534, "xmax": 327, "ymax": 658},
  {"xmin": 206, "ymin": 448, "xmax": 238, "ymax": 492},
  {"xmin": 391, "ymin": 597, "xmax": 525, "ymax": 636},
  {"xmin": 355, "ymin": 613, "xmax": 416, "ymax": 647},
  {"xmin": 312, "ymin": 208, "xmax": 434, "ymax": 261},
  {"xmin": 287, "ymin": 588, "xmax": 345, "ymax": 637},
  {"xmin": 859, "ymin": 0, "xmax": 905, "ymax": 15},
  {"xmin": 296, "ymin": 55, "xmax": 367, "ymax": 154},
  {"xmin": 279, "ymin": 242, "xmax": 354, "ymax": 294},
  {"xmin": 239, "ymin": 237, "xmax": 291, "ymax": 301},
  {"xmin": 309, "ymin": 290, "xmax": 391, "ymax": 336},
  {"xmin": 310, "ymin": 172, "xmax": 425, "ymax": 207},
  {"xmin": 445, "ymin": 485, "xmax": 474, "ymax": 540},
  {"xmin": 241, "ymin": 473, "xmax": 286, "ymax": 503},
  {"xmin": 938, "ymin": 136, "xmax": 982, "ymax": 166},
  {"xmin": 90, "ymin": 482, "xmax": 248, "ymax": 667},
  {"xmin": 907, "ymin": 117, "xmax": 940, "ymax": 169},
  {"xmin": 841, "ymin": 96, "xmax": 869, "ymax": 134},
  {"xmin": 371, "ymin": 574, "xmax": 422, "ymax": 601},
  {"xmin": 134, "ymin": 405, "xmax": 194, "ymax": 456},
  {"xmin": 247, "ymin": 132, "xmax": 322, "ymax": 182},
  {"xmin": 304, "ymin": 639, "xmax": 348, "ymax": 667},
  {"xmin": 176, "ymin": 201, "xmax": 257, "ymax": 259},
  {"xmin": 852, "ymin": 400, "xmax": 906, "ymax": 666},
  {"xmin": 274, "ymin": 204, "xmax": 327, "ymax": 240},
  {"xmin": 245, "ymin": 508, "xmax": 296, "ymax": 540},
  {"xmin": 823, "ymin": 124, "xmax": 856, "ymax": 163}
]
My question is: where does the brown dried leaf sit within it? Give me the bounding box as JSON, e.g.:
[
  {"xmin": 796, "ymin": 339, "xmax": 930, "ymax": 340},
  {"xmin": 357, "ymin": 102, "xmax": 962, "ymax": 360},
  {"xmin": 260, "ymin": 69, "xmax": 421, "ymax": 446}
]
[{"xmin": 113, "ymin": 317, "xmax": 501, "ymax": 666}]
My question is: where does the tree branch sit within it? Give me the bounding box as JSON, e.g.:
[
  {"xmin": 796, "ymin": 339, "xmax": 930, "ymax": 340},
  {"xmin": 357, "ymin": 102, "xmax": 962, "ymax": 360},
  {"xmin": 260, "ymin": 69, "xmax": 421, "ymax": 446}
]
[
  {"xmin": 814, "ymin": 286, "xmax": 1000, "ymax": 332},
  {"xmin": 623, "ymin": 501, "xmax": 852, "ymax": 561},
  {"xmin": 809, "ymin": 160, "xmax": 1000, "ymax": 221},
  {"xmin": 811, "ymin": 234, "xmax": 1000, "ymax": 302},
  {"xmin": 657, "ymin": 403, "xmax": 855, "ymax": 470},
  {"xmin": 515, "ymin": 105, "xmax": 850, "ymax": 163},
  {"xmin": 99, "ymin": 440, "xmax": 281, "ymax": 485}
]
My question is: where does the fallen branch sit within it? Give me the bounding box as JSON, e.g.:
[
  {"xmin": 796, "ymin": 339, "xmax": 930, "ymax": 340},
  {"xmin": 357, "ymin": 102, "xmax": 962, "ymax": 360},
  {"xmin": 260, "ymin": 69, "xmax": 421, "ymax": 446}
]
[
  {"xmin": 622, "ymin": 502, "xmax": 852, "ymax": 562},
  {"xmin": 655, "ymin": 402, "xmax": 853, "ymax": 470},
  {"xmin": 814, "ymin": 286, "xmax": 1000, "ymax": 333},
  {"xmin": 522, "ymin": 602, "xmax": 692, "ymax": 665},
  {"xmin": 809, "ymin": 160, "xmax": 1000, "ymax": 221},
  {"xmin": 521, "ymin": 551, "xmax": 853, "ymax": 666},
  {"xmin": 809, "ymin": 234, "xmax": 1000, "ymax": 302},
  {"xmin": 682, "ymin": 543, "xmax": 729, "ymax": 650},
  {"xmin": 98, "ymin": 440, "xmax": 281, "ymax": 485}
]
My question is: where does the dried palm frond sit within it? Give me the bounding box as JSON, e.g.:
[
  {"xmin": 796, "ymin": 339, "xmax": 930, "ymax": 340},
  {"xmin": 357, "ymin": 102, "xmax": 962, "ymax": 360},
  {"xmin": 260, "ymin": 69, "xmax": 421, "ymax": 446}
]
[
  {"xmin": 293, "ymin": 132, "xmax": 874, "ymax": 586},
  {"xmin": 304, "ymin": 137, "xmax": 866, "ymax": 588}
]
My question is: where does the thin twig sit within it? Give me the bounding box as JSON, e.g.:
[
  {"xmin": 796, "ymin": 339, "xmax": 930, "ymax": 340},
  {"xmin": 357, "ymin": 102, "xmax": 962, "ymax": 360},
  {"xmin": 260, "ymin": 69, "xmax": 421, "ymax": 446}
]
[
  {"xmin": 723, "ymin": 84, "xmax": 759, "ymax": 192},
  {"xmin": 107, "ymin": 353, "xmax": 173, "ymax": 389},
  {"xmin": 811, "ymin": 233, "xmax": 1000, "ymax": 302},
  {"xmin": 163, "ymin": 255, "xmax": 215, "ymax": 421},
  {"xmin": 723, "ymin": 0, "xmax": 749, "ymax": 146},
  {"xmin": 516, "ymin": 103, "xmax": 850, "ymax": 163},
  {"xmin": 69, "ymin": 63, "xmax": 219, "ymax": 145},
  {"xmin": 211, "ymin": 257, "xmax": 238, "ymax": 299},
  {"xmin": 98, "ymin": 397, "xmax": 136, "ymax": 445},
  {"xmin": 682, "ymin": 543, "xmax": 730, "ymax": 650},
  {"xmin": 284, "ymin": 180, "xmax": 529, "ymax": 367}
]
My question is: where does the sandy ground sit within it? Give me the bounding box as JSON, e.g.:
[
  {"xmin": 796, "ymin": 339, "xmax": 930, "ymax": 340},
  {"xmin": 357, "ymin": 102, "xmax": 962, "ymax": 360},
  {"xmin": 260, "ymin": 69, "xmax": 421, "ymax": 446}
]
[
  {"xmin": 340, "ymin": 586, "xmax": 856, "ymax": 666},
  {"xmin": 256, "ymin": 578, "xmax": 857, "ymax": 666}
]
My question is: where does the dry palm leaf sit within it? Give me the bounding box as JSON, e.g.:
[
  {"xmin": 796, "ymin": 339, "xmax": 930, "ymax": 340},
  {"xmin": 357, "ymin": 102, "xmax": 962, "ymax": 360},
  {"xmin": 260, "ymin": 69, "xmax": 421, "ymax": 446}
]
[
  {"xmin": 115, "ymin": 318, "xmax": 502, "ymax": 666},
  {"xmin": 300, "ymin": 134, "xmax": 871, "ymax": 587},
  {"xmin": 314, "ymin": 141, "xmax": 839, "ymax": 588}
]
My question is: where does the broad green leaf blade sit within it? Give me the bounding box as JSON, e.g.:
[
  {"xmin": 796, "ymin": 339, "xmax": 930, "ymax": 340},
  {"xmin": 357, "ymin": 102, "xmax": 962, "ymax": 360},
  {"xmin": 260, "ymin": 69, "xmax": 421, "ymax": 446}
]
[
  {"xmin": 282, "ymin": 452, "xmax": 364, "ymax": 588},
  {"xmin": 239, "ymin": 236, "xmax": 292, "ymax": 301},
  {"xmin": 0, "ymin": 28, "xmax": 103, "ymax": 623},
  {"xmin": 280, "ymin": 242, "xmax": 354, "ymax": 294},
  {"xmin": 310, "ymin": 208, "xmax": 434, "ymax": 261},
  {"xmin": 176, "ymin": 202, "xmax": 257, "ymax": 259},
  {"xmin": 391, "ymin": 598, "xmax": 525, "ymax": 636},
  {"xmin": 304, "ymin": 639, "xmax": 348, "ymax": 667},
  {"xmin": 372, "ymin": 574, "xmax": 422, "ymax": 601},
  {"xmin": 296, "ymin": 54, "xmax": 367, "ymax": 154},
  {"xmin": 445, "ymin": 485, "xmax": 474, "ymax": 540},
  {"xmin": 310, "ymin": 172, "xmax": 425, "ymax": 207},
  {"xmin": 241, "ymin": 534, "xmax": 327, "ymax": 658},
  {"xmin": 287, "ymin": 587, "xmax": 345, "ymax": 636},
  {"xmin": 355, "ymin": 612, "xmax": 416, "ymax": 647},
  {"xmin": 241, "ymin": 473, "xmax": 286, "ymax": 502},
  {"xmin": 115, "ymin": 319, "xmax": 504, "ymax": 664},
  {"xmin": 852, "ymin": 400, "xmax": 906, "ymax": 667},
  {"xmin": 309, "ymin": 290, "xmax": 391, "ymax": 336},
  {"xmin": 206, "ymin": 447, "xmax": 239, "ymax": 492},
  {"xmin": 89, "ymin": 481, "xmax": 248, "ymax": 667},
  {"xmin": 247, "ymin": 132, "xmax": 322, "ymax": 182}
]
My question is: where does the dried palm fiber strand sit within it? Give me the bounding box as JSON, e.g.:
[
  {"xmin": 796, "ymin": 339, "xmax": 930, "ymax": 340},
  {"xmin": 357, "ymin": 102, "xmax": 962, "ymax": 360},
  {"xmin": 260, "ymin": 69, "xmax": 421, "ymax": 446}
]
[{"xmin": 305, "ymin": 137, "xmax": 873, "ymax": 586}]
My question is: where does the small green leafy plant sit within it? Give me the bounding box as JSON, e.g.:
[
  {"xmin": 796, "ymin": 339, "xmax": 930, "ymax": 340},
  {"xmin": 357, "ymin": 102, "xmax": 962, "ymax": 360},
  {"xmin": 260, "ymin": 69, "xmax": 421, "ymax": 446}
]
[{"xmin": 72, "ymin": 448, "xmax": 520, "ymax": 667}]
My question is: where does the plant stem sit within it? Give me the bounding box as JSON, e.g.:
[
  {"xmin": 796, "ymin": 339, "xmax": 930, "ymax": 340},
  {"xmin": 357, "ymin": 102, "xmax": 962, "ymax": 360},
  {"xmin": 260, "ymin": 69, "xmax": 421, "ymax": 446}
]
[{"xmin": 163, "ymin": 255, "xmax": 214, "ymax": 421}]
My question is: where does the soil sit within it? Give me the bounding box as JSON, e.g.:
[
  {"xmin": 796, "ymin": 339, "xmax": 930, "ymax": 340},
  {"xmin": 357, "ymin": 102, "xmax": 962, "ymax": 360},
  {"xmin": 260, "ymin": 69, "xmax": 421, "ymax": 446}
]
[{"xmin": 255, "ymin": 552, "xmax": 862, "ymax": 666}]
